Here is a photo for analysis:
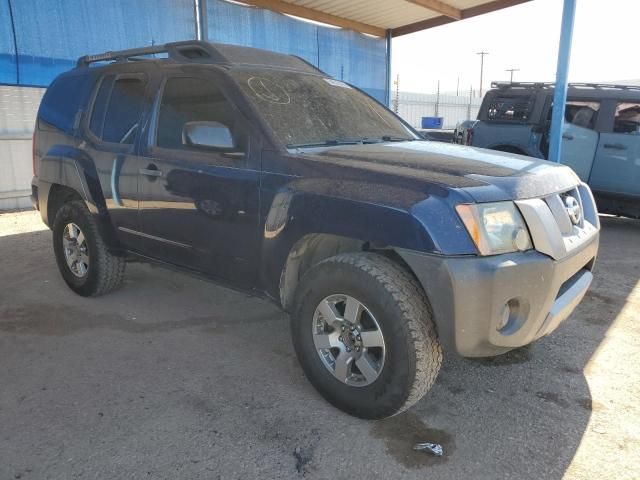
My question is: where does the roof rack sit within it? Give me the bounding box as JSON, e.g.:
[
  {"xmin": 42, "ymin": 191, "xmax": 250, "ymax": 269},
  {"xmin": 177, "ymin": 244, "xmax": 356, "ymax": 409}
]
[
  {"xmin": 491, "ymin": 81, "xmax": 640, "ymax": 92},
  {"xmin": 568, "ymin": 82, "xmax": 640, "ymax": 91},
  {"xmin": 75, "ymin": 40, "xmax": 326, "ymax": 77},
  {"xmin": 76, "ymin": 41, "xmax": 225, "ymax": 68}
]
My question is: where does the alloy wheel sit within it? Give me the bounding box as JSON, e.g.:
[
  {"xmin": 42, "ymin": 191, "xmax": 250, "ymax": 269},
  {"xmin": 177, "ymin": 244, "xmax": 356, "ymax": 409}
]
[
  {"xmin": 312, "ymin": 294, "xmax": 386, "ymax": 387},
  {"xmin": 62, "ymin": 222, "xmax": 89, "ymax": 278}
]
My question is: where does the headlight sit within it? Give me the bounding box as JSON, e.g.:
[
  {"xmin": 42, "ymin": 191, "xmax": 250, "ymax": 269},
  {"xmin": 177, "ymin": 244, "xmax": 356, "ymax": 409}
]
[{"xmin": 455, "ymin": 202, "xmax": 532, "ymax": 255}]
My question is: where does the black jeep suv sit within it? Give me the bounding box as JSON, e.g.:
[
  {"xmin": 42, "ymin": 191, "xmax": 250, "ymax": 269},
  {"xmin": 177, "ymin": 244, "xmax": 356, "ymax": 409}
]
[{"xmin": 31, "ymin": 41, "xmax": 599, "ymax": 419}]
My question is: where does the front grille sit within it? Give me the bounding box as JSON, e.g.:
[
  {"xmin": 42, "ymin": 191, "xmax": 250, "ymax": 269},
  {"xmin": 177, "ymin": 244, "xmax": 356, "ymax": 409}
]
[
  {"xmin": 543, "ymin": 185, "xmax": 599, "ymax": 257},
  {"xmin": 515, "ymin": 183, "xmax": 599, "ymax": 261},
  {"xmin": 545, "ymin": 187, "xmax": 583, "ymax": 235}
]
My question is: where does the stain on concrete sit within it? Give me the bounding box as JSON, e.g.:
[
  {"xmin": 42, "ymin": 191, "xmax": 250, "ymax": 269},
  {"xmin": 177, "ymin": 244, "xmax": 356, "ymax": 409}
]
[
  {"xmin": 447, "ymin": 385, "xmax": 465, "ymax": 396},
  {"xmin": 473, "ymin": 346, "xmax": 532, "ymax": 367},
  {"xmin": 575, "ymin": 397, "xmax": 604, "ymax": 412},
  {"xmin": 290, "ymin": 428, "xmax": 320, "ymax": 476},
  {"xmin": 0, "ymin": 304, "xmax": 225, "ymax": 336},
  {"xmin": 370, "ymin": 412, "xmax": 454, "ymax": 468},
  {"xmin": 561, "ymin": 365, "xmax": 582, "ymax": 375},
  {"xmin": 181, "ymin": 394, "xmax": 222, "ymax": 418},
  {"xmin": 582, "ymin": 312, "xmax": 614, "ymax": 326},
  {"xmin": 186, "ymin": 309, "xmax": 285, "ymax": 332},
  {"xmin": 201, "ymin": 323, "xmax": 228, "ymax": 335},
  {"xmin": 584, "ymin": 290, "xmax": 618, "ymax": 306},
  {"xmin": 535, "ymin": 391, "xmax": 569, "ymax": 409},
  {"xmin": 293, "ymin": 445, "xmax": 314, "ymax": 476},
  {"xmin": 272, "ymin": 346, "xmax": 295, "ymax": 358},
  {"xmin": 575, "ymin": 397, "xmax": 592, "ymax": 411}
]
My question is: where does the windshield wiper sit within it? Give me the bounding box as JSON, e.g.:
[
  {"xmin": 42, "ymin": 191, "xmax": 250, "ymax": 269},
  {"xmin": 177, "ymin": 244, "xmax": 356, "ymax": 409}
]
[
  {"xmin": 380, "ymin": 136, "xmax": 416, "ymax": 142},
  {"xmin": 358, "ymin": 136, "xmax": 416, "ymax": 144},
  {"xmin": 286, "ymin": 139, "xmax": 362, "ymax": 149},
  {"xmin": 286, "ymin": 136, "xmax": 417, "ymax": 149}
]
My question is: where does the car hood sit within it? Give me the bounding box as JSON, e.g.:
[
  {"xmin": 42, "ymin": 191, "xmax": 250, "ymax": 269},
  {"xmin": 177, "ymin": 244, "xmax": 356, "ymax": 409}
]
[{"xmin": 299, "ymin": 141, "xmax": 580, "ymax": 202}]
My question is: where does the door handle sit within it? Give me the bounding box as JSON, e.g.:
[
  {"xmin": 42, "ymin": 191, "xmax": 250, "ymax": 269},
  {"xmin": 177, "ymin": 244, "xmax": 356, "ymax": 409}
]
[
  {"xmin": 562, "ymin": 133, "xmax": 574, "ymax": 140},
  {"xmin": 603, "ymin": 143, "xmax": 627, "ymax": 150},
  {"xmin": 139, "ymin": 164, "xmax": 163, "ymax": 177}
]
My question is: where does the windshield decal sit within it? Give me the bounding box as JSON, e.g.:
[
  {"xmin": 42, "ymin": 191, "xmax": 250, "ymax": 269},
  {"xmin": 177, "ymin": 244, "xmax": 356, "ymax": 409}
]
[{"xmin": 247, "ymin": 77, "xmax": 291, "ymax": 105}]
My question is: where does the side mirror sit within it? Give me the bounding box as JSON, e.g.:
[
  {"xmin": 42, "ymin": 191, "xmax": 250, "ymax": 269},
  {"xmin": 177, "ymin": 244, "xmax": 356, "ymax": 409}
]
[{"xmin": 182, "ymin": 121, "xmax": 235, "ymax": 150}]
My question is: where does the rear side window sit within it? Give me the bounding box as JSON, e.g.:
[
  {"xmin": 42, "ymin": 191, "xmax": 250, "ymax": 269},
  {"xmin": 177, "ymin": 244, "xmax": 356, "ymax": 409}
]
[
  {"xmin": 89, "ymin": 75, "xmax": 146, "ymax": 144},
  {"xmin": 39, "ymin": 74, "xmax": 89, "ymax": 132},
  {"xmin": 486, "ymin": 94, "xmax": 535, "ymax": 122},
  {"xmin": 613, "ymin": 102, "xmax": 640, "ymax": 134}
]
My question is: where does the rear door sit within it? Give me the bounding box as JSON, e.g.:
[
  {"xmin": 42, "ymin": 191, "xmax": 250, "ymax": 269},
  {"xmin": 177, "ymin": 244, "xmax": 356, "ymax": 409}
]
[
  {"xmin": 83, "ymin": 71, "xmax": 149, "ymax": 250},
  {"xmin": 559, "ymin": 100, "xmax": 600, "ymax": 181},
  {"xmin": 590, "ymin": 101, "xmax": 640, "ymax": 197},
  {"xmin": 137, "ymin": 74, "xmax": 261, "ymax": 287}
]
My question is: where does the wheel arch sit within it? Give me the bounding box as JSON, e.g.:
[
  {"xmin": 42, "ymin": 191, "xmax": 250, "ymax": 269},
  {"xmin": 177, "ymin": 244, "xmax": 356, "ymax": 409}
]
[
  {"xmin": 259, "ymin": 180, "xmax": 477, "ymax": 309},
  {"xmin": 47, "ymin": 184, "xmax": 84, "ymax": 229},
  {"xmin": 278, "ymin": 232, "xmax": 421, "ymax": 312},
  {"xmin": 39, "ymin": 147, "xmax": 121, "ymax": 251}
]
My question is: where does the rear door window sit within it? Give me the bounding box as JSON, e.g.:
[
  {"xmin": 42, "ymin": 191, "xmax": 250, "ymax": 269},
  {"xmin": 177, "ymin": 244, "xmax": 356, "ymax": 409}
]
[
  {"xmin": 89, "ymin": 75, "xmax": 115, "ymax": 138},
  {"xmin": 89, "ymin": 75, "xmax": 146, "ymax": 144},
  {"xmin": 564, "ymin": 101, "xmax": 600, "ymax": 130},
  {"xmin": 612, "ymin": 102, "xmax": 640, "ymax": 134}
]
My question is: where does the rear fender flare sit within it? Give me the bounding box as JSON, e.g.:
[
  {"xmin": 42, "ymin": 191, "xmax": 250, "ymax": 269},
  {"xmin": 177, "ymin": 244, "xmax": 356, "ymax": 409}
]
[{"xmin": 38, "ymin": 146, "xmax": 120, "ymax": 250}]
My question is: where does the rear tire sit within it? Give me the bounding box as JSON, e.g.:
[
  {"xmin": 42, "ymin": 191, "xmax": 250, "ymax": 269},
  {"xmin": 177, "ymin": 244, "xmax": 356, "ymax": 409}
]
[
  {"xmin": 291, "ymin": 252, "xmax": 442, "ymax": 419},
  {"xmin": 52, "ymin": 200, "xmax": 125, "ymax": 296}
]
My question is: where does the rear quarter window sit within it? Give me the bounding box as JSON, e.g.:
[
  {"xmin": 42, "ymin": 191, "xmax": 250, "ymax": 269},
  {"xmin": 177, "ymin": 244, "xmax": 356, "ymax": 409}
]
[
  {"xmin": 484, "ymin": 94, "xmax": 536, "ymax": 122},
  {"xmin": 39, "ymin": 74, "xmax": 90, "ymax": 133}
]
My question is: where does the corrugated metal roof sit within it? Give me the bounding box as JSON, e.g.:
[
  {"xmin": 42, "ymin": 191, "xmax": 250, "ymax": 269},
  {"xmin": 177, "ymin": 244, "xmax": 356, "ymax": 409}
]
[
  {"xmin": 293, "ymin": 0, "xmax": 441, "ymax": 30},
  {"xmin": 239, "ymin": 0, "xmax": 531, "ymax": 36}
]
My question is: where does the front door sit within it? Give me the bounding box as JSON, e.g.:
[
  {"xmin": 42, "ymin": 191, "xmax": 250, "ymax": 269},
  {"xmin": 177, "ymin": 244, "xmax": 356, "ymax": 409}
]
[
  {"xmin": 590, "ymin": 101, "xmax": 640, "ymax": 197},
  {"xmin": 137, "ymin": 75, "xmax": 260, "ymax": 287}
]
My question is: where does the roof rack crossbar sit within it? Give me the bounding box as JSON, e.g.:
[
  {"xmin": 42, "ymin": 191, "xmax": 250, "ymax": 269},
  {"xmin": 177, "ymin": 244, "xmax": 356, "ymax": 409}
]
[
  {"xmin": 76, "ymin": 41, "xmax": 219, "ymax": 68},
  {"xmin": 77, "ymin": 45, "xmax": 170, "ymax": 67}
]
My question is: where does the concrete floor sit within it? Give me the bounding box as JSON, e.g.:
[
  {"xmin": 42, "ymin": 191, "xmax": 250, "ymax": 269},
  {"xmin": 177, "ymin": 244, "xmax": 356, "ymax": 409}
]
[{"xmin": 0, "ymin": 210, "xmax": 638, "ymax": 479}]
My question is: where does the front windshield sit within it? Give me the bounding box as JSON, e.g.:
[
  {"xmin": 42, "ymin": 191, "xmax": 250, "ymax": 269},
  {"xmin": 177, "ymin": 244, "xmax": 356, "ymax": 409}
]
[{"xmin": 229, "ymin": 68, "xmax": 418, "ymax": 147}]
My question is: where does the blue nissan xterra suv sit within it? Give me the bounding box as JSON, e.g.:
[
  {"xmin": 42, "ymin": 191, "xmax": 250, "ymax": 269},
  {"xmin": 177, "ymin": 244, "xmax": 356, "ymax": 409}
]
[{"xmin": 31, "ymin": 42, "xmax": 600, "ymax": 419}]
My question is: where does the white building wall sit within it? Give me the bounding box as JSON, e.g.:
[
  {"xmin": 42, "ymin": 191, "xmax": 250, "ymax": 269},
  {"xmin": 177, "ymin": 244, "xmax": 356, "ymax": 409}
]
[
  {"xmin": 395, "ymin": 91, "xmax": 482, "ymax": 130},
  {"xmin": 0, "ymin": 86, "xmax": 46, "ymax": 210}
]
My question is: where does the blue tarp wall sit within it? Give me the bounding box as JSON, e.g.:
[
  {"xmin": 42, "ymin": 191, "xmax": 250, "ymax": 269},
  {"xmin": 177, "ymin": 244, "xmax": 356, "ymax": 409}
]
[{"xmin": 0, "ymin": 0, "xmax": 389, "ymax": 103}]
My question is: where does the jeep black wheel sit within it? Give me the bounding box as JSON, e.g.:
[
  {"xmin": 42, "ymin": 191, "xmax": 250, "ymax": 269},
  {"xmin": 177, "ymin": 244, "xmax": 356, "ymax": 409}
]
[
  {"xmin": 291, "ymin": 252, "xmax": 442, "ymax": 419},
  {"xmin": 52, "ymin": 200, "xmax": 125, "ymax": 296}
]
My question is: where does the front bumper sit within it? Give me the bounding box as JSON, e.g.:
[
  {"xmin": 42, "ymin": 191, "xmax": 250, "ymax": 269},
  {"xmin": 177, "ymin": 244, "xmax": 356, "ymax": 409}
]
[{"xmin": 397, "ymin": 232, "xmax": 599, "ymax": 357}]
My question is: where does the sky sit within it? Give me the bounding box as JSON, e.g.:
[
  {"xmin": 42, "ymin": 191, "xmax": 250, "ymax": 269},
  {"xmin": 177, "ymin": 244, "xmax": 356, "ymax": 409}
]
[{"xmin": 391, "ymin": 0, "xmax": 640, "ymax": 95}]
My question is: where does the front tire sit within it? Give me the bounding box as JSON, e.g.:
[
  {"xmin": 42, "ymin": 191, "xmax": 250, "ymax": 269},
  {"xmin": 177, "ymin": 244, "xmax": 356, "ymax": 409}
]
[
  {"xmin": 291, "ymin": 252, "xmax": 442, "ymax": 419},
  {"xmin": 52, "ymin": 200, "xmax": 125, "ymax": 296}
]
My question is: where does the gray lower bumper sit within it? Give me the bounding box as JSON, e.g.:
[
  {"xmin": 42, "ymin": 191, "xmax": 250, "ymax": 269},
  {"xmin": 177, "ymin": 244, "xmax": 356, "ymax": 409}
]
[
  {"xmin": 397, "ymin": 234, "xmax": 599, "ymax": 357},
  {"xmin": 31, "ymin": 178, "xmax": 39, "ymax": 211}
]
